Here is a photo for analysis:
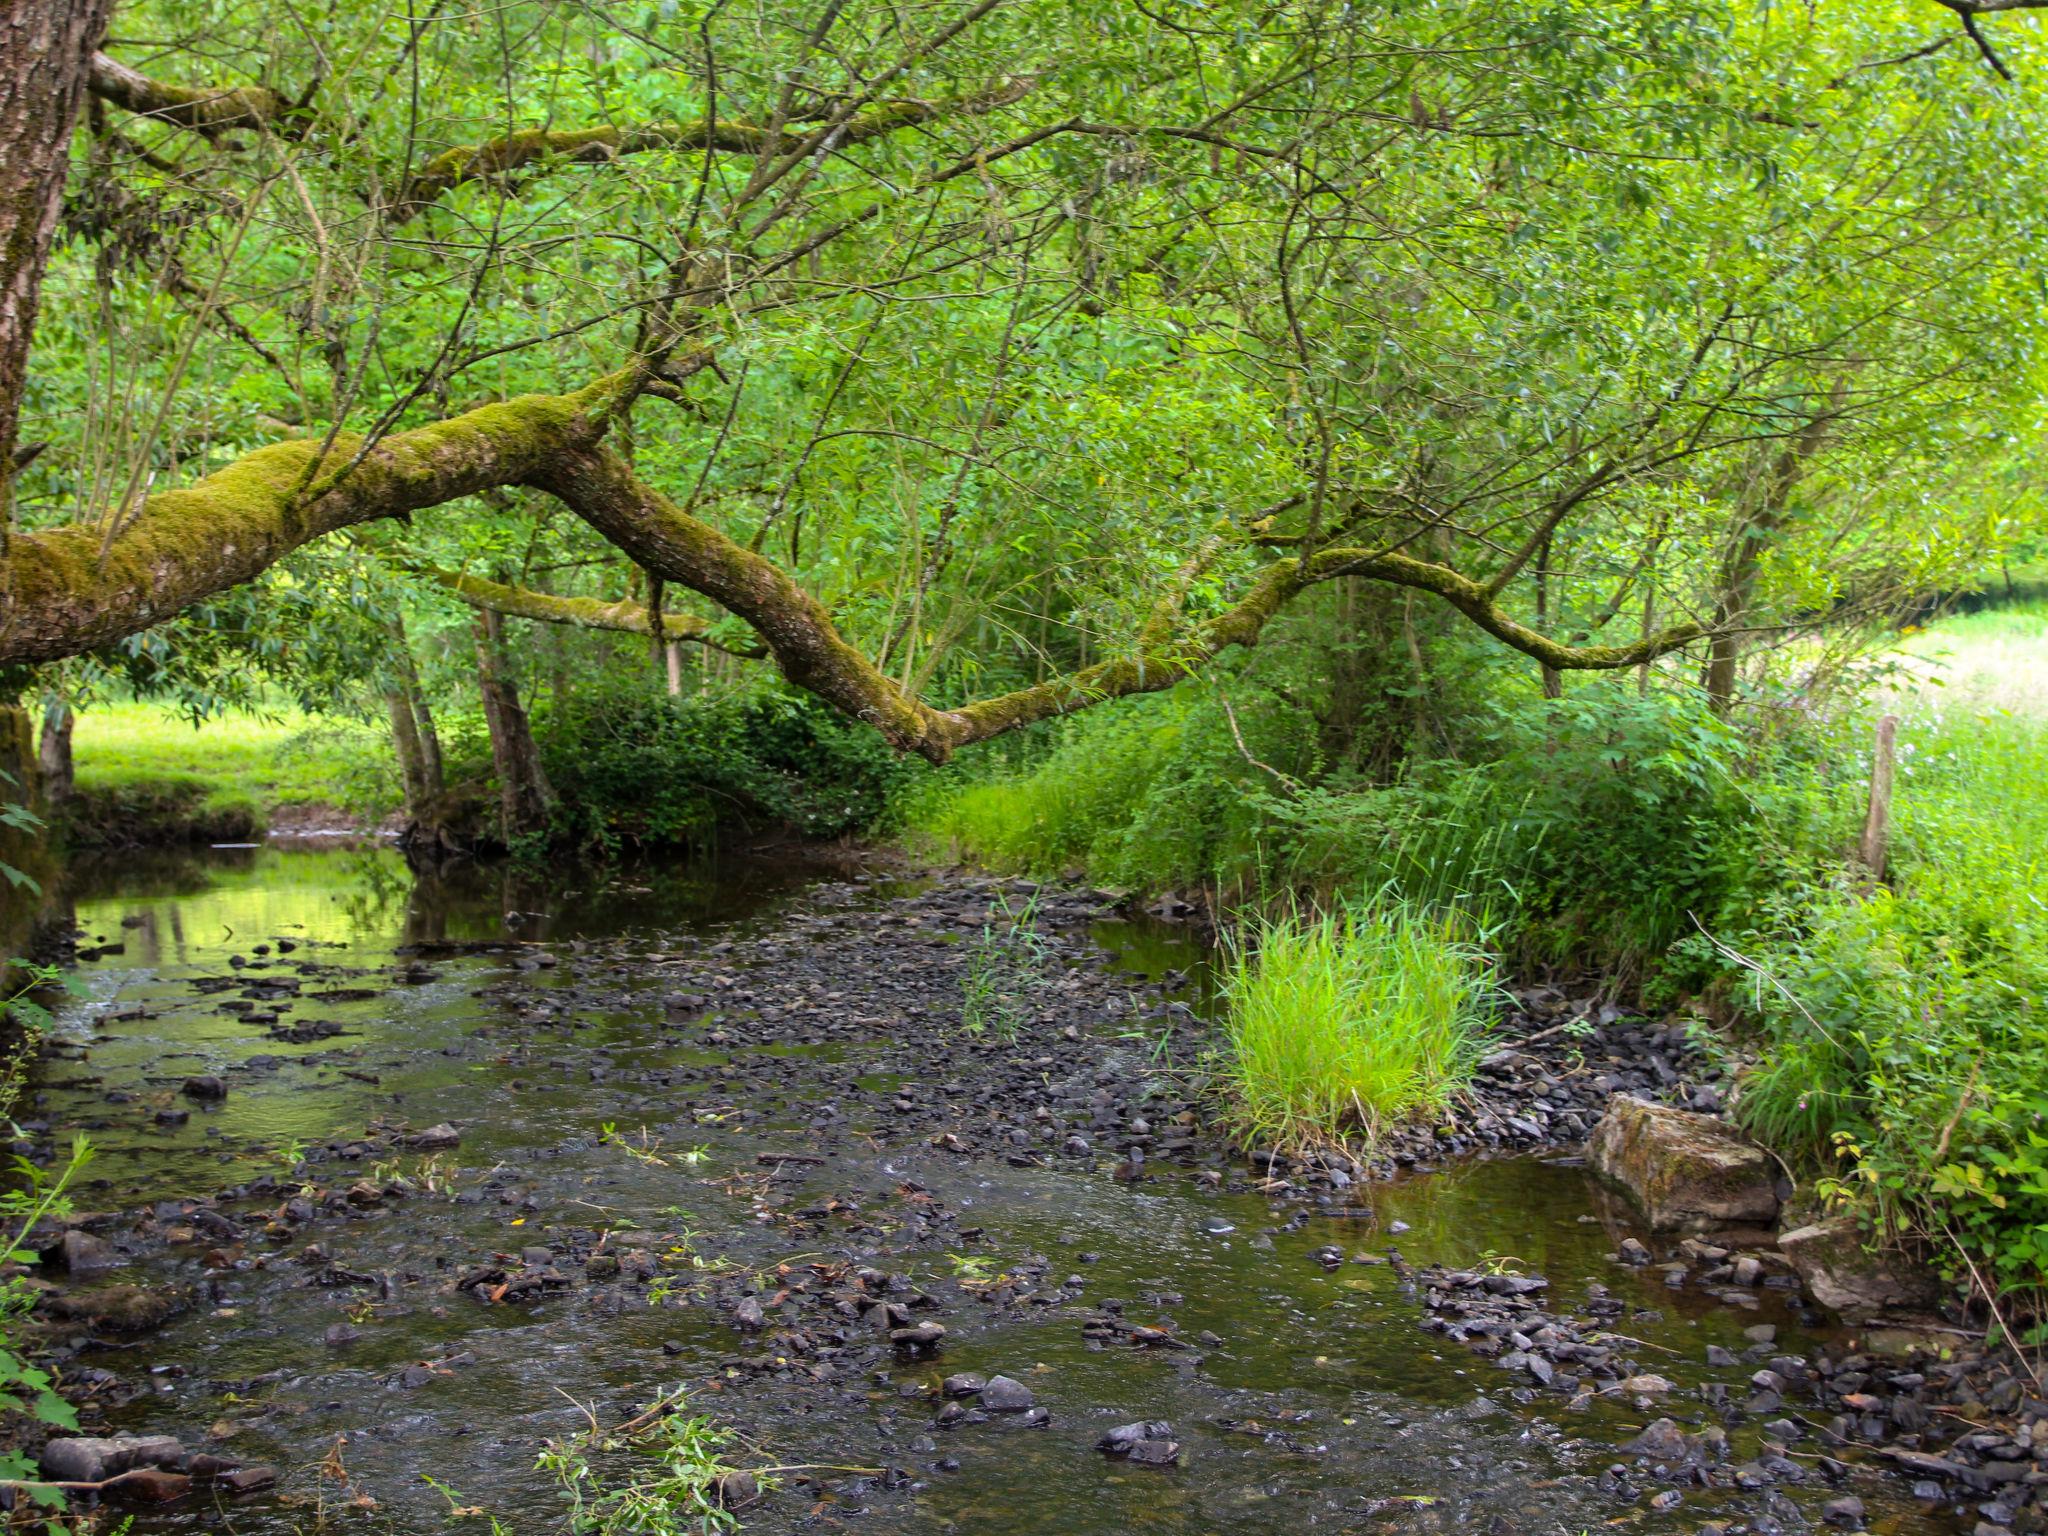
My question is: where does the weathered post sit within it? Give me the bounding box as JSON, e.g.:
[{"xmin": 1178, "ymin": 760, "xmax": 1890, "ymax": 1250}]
[{"xmin": 1858, "ymin": 714, "xmax": 1899, "ymax": 883}]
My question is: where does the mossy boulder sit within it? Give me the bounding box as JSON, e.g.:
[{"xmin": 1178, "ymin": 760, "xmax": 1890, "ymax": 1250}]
[{"xmin": 1587, "ymin": 1094, "xmax": 1780, "ymax": 1233}]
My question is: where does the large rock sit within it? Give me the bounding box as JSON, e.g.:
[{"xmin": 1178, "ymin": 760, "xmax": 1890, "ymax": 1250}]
[
  {"xmin": 1778, "ymin": 1215, "xmax": 1942, "ymax": 1321},
  {"xmin": 1587, "ymin": 1095, "xmax": 1779, "ymax": 1233},
  {"xmin": 41, "ymin": 1434, "xmax": 184, "ymax": 1483}
]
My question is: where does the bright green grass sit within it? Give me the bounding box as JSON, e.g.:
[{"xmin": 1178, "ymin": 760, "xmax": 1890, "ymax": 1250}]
[
  {"xmin": 1738, "ymin": 601, "xmax": 2048, "ymax": 1302},
  {"xmin": 69, "ymin": 701, "xmax": 396, "ymax": 823},
  {"xmin": 1217, "ymin": 899, "xmax": 1496, "ymax": 1152}
]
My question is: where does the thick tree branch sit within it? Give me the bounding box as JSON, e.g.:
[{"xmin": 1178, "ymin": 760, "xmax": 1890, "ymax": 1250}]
[
  {"xmin": 531, "ymin": 445, "xmax": 1703, "ymax": 763},
  {"xmin": 0, "ymin": 375, "xmax": 632, "ymax": 663},
  {"xmin": 393, "ymin": 82, "xmax": 1028, "ymax": 223},
  {"xmin": 0, "ymin": 388, "xmax": 1700, "ymax": 762},
  {"xmin": 89, "ymin": 52, "xmax": 297, "ymax": 138}
]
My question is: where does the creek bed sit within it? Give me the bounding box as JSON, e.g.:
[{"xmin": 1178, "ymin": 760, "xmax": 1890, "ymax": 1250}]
[{"xmin": 12, "ymin": 845, "xmax": 1970, "ymax": 1535}]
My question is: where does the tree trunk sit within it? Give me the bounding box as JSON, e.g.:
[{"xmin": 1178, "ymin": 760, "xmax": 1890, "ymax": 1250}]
[
  {"xmin": 472, "ymin": 609, "xmax": 554, "ymax": 842},
  {"xmin": 386, "ymin": 688, "xmax": 431, "ymax": 820},
  {"xmin": 664, "ymin": 639, "xmax": 683, "ymax": 696},
  {"xmin": 1702, "ymin": 399, "xmax": 1839, "ymax": 713},
  {"xmin": 0, "ymin": 0, "xmax": 112, "ymax": 528},
  {"xmin": 36, "ymin": 694, "xmax": 72, "ymax": 802}
]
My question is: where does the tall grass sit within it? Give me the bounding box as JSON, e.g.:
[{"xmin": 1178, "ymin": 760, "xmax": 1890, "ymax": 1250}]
[{"xmin": 1217, "ymin": 898, "xmax": 1496, "ymax": 1152}]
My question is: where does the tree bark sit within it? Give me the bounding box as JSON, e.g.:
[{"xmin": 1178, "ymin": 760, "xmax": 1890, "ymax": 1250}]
[
  {"xmin": 1702, "ymin": 402, "xmax": 1840, "ymax": 713},
  {"xmin": 386, "ymin": 688, "xmax": 431, "ymax": 821},
  {"xmin": 472, "ymin": 609, "xmax": 554, "ymax": 842},
  {"xmin": 1, "ymin": 0, "xmax": 114, "ymax": 530},
  {"xmin": 36, "ymin": 695, "xmax": 72, "ymax": 803}
]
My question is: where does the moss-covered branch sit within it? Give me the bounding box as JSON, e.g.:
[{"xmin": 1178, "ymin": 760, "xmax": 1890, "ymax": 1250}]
[
  {"xmin": 89, "ymin": 52, "xmax": 297, "ymax": 138},
  {"xmin": 532, "ymin": 446, "xmax": 1705, "ymax": 764},
  {"xmin": 393, "ymin": 83, "xmax": 1027, "ymax": 222},
  {"xmin": 0, "ymin": 374, "xmax": 1698, "ymax": 760},
  {"xmin": 0, "ymin": 375, "xmax": 631, "ymax": 665},
  {"xmin": 415, "ymin": 564, "xmax": 765, "ymax": 656}
]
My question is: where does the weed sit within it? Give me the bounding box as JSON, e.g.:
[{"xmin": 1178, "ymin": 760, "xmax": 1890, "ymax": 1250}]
[{"xmin": 960, "ymin": 890, "xmax": 1048, "ymax": 1041}]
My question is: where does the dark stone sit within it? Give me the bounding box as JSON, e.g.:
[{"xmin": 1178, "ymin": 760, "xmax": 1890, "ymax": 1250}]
[{"xmin": 980, "ymin": 1374, "xmax": 1033, "ymax": 1411}]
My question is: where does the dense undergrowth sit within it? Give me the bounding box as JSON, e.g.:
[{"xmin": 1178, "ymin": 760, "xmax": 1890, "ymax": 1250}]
[{"xmin": 912, "ymin": 602, "xmax": 2048, "ymax": 1319}]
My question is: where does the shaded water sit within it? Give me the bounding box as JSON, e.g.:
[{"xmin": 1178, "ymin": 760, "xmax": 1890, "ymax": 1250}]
[{"xmin": 20, "ymin": 848, "xmax": 1960, "ymax": 1534}]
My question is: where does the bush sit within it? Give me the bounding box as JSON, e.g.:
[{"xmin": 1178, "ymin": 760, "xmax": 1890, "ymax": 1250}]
[
  {"xmin": 1735, "ymin": 708, "xmax": 2048, "ymax": 1309},
  {"xmin": 537, "ymin": 685, "xmax": 918, "ymax": 849},
  {"xmin": 1216, "ymin": 899, "xmax": 1496, "ymax": 1152}
]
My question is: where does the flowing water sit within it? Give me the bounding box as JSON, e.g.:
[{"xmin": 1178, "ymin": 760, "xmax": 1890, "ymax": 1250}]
[{"xmin": 15, "ymin": 846, "xmax": 1966, "ymax": 1535}]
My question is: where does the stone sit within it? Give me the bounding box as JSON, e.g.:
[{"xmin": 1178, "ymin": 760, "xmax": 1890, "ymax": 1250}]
[
  {"xmin": 980, "ymin": 1374, "xmax": 1033, "ymax": 1411},
  {"xmin": 58, "ymin": 1229, "xmax": 127, "ymax": 1274},
  {"xmin": 713, "ymin": 1470, "xmax": 760, "ymax": 1510},
  {"xmin": 181, "ymin": 1075, "xmax": 227, "ymax": 1100},
  {"xmin": 1124, "ymin": 1438, "xmax": 1180, "ymax": 1465},
  {"xmin": 1586, "ymin": 1095, "xmax": 1779, "ymax": 1233},
  {"xmin": 40, "ymin": 1434, "xmax": 184, "ymax": 1484},
  {"xmin": 1099, "ymin": 1420, "xmax": 1173, "ymax": 1452},
  {"xmin": 37, "ymin": 1282, "xmax": 184, "ymax": 1333},
  {"xmin": 941, "ymin": 1373, "xmax": 986, "ymax": 1398},
  {"xmin": 1777, "ymin": 1215, "xmax": 1942, "ymax": 1322},
  {"xmin": 406, "ymin": 1122, "xmax": 462, "ymax": 1148}
]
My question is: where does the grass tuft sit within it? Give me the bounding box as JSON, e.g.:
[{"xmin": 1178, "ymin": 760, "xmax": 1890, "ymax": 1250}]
[{"xmin": 1216, "ymin": 898, "xmax": 1496, "ymax": 1154}]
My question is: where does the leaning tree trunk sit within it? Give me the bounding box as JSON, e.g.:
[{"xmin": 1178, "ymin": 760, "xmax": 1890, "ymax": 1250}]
[
  {"xmin": 36, "ymin": 694, "xmax": 72, "ymax": 802},
  {"xmin": 472, "ymin": 609, "xmax": 554, "ymax": 843},
  {"xmin": 0, "ymin": 0, "xmax": 112, "ymax": 533}
]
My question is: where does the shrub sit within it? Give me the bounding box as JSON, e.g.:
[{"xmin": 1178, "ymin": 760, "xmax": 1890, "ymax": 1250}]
[
  {"xmin": 1735, "ymin": 707, "xmax": 2048, "ymax": 1310},
  {"xmin": 1216, "ymin": 899, "xmax": 1496, "ymax": 1152},
  {"xmin": 537, "ymin": 685, "xmax": 917, "ymax": 849}
]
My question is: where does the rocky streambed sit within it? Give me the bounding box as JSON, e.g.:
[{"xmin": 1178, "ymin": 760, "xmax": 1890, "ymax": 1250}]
[{"xmin": 4, "ymin": 845, "xmax": 2040, "ymax": 1535}]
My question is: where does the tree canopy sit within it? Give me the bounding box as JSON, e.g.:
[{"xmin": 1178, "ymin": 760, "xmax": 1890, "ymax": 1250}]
[{"xmin": 3, "ymin": 0, "xmax": 2047, "ymax": 755}]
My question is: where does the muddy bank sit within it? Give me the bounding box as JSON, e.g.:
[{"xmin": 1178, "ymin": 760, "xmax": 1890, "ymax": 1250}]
[{"xmin": 6, "ymin": 846, "xmax": 2037, "ymax": 1535}]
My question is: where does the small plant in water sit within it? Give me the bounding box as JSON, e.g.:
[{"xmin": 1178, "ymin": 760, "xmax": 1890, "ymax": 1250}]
[
  {"xmin": 538, "ymin": 1390, "xmax": 754, "ymax": 1535},
  {"xmin": 601, "ymin": 1122, "xmax": 673, "ymax": 1167},
  {"xmin": 960, "ymin": 889, "xmax": 1047, "ymax": 1041}
]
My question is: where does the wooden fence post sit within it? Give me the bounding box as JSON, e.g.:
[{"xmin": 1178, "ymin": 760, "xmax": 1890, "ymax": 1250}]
[{"xmin": 1858, "ymin": 713, "xmax": 1899, "ymax": 883}]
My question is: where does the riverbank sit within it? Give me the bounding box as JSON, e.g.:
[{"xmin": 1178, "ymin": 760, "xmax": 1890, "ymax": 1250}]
[
  {"xmin": 6, "ymin": 847, "xmax": 2036, "ymax": 1534},
  {"xmin": 51, "ymin": 703, "xmax": 395, "ymax": 846}
]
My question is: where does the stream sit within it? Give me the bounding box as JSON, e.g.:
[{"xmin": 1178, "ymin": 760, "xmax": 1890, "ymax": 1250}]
[{"xmin": 13, "ymin": 845, "xmax": 1975, "ymax": 1535}]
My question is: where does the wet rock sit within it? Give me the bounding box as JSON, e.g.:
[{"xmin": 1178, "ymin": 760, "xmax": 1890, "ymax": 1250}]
[
  {"xmin": 58, "ymin": 1229, "xmax": 127, "ymax": 1274},
  {"xmin": 1618, "ymin": 1238, "xmax": 1653, "ymax": 1266},
  {"xmin": 1125, "ymin": 1438, "xmax": 1180, "ymax": 1465},
  {"xmin": 38, "ymin": 1283, "xmax": 185, "ymax": 1333},
  {"xmin": 41, "ymin": 1434, "xmax": 184, "ymax": 1483},
  {"xmin": 713, "ymin": 1471, "xmax": 760, "ymax": 1510},
  {"xmin": 1821, "ymin": 1495, "xmax": 1865, "ymax": 1527},
  {"xmin": 733, "ymin": 1296, "xmax": 766, "ymax": 1331},
  {"xmin": 1778, "ymin": 1215, "xmax": 1942, "ymax": 1321},
  {"xmin": 890, "ymin": 1321, "xmax": 947, "ymax": 1350},
  {"xmin": 181, "ymin": 1074, "xmax": 227, "ymax": 1100},
  {"xmin": 405, "ymin": 1122, "xmax": 462, "ymax": 1149},
  {"xmin": 980, "ymin": 1374, "xmax": 1033, "ymax": 1411},
  {"xmin": 1099, "ymin": 1420, "xmax": 1173, "ymax": 1453},
  {"xmin": 941, "ymin": 1373, "xmax": 986, "ymax": 1397},
  {"xmin": 1587, "ymin": 1095, "xmax": 1780, "ymax": 1232}
]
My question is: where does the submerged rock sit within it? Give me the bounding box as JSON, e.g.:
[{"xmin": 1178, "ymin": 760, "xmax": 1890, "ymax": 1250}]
[
  {"xmin": 41, "ymin": 1433, "xmax": 184, "ymax": 1483},
  {"xmin": 1587, "ymin": 1095, "xmax": 1779, "ymax": 1233}
]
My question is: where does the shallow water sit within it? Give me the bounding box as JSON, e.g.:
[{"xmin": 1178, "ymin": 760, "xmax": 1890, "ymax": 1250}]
[{"xmin": 19, "ymin": 847, "xmax": 1966, "ymax": 1535}]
